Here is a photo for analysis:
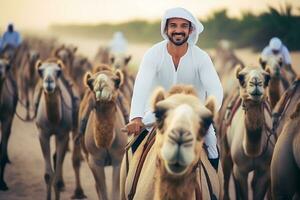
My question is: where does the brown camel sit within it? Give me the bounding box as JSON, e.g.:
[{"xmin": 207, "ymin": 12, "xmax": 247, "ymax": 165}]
[
  {"xmin": 35, "ymin": 59, "xmax": 85, "ymax": 200},
  {"xmin": 272, "ymin": 77, "xmax": 300, "ymax": 138},
  {"xmin": 221, "ymin": 65, "xmax": 274, "ymax": 200},
  {"xmin": 260, "ymin": 54, "xmax": 288, "ymax": 109},
  {"xmin": 109, "ymin": 53, "xmax": 135, "ymax": 104},
  {"xmin": 19, "ymin": 50, "xmax": 40, "ymax": 119},
  {"xmin": 271, "ymin": 101, "xmax": 300, "ymax": 199},
  {"xmin": 79, "ymin": 68, "xmax": 127, "ymax": 200},
  {"xmin": 0, "ymin": 58, "xmax": 18, "ymax": 190},
  {"xmin": 53, "ymin": 45, "xmax": 77, "ymax": 78},
  {"xmin": 120, "ymin": 85, "xmax": 223, "ymax": 200}
]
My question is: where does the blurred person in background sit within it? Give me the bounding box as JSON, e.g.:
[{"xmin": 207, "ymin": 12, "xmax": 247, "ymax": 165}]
[{"xmin": 0, "ymin": 23, "xmax": 22, "ymax": 51}]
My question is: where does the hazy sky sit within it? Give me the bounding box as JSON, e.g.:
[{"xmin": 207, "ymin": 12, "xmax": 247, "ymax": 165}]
[{"xmin": 1, "ymin": 0, "xmax": 299, "ymax": 30}]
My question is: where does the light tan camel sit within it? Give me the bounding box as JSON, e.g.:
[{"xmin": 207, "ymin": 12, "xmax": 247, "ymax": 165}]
[
  {"xmin": 221, "ymin": 65, "xmax": 274, "ymax": 200},
  {"xmin": 260, "ymin": 54, "xmax": 288, "ymax": 109},
  {"xmin": 79, "ymin": 68, "xmax": 127, "ymax": 200},
  {"xmin": 120, "ymin": 85, "xmax": 223, "ymax": 200},
  {"xmin": 271, "ymin": 101, "xmax": 300, "ymax": 199},
  {"xmin": 35, "ymin": 59, "xmax": 85, "ymax": 200},
  {"xmin": 109, "ymin": 53, "xmax": 135, "ymax": 104},
  {"xmin": 272, "ymin": 77, "xmax": 300, "ymax": 138},
  {"xmin": 0, "ymin": 58, "xmax": 18, "ymax": 190},
  {"xmin": 20, "ymin": 50, "xmax": 40, "ymax": 119}
]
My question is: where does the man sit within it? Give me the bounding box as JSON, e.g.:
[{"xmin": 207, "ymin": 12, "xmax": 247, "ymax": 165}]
[
  {"xmin": 0, "ymin": 23, "xmax": 22, "ymax": 51},
  {"xmin": 260, "ymin": 37, "xmax": 297, "ymax": 88},
  {"xmin": 125, "ymin": 7, "xmax": 223, "ymax": 170},
  {"xmin": 109, "ymin": 31, "xmax": 128, "ymax": 55}
]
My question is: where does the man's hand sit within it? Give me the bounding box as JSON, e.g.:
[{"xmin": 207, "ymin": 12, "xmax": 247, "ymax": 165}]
[{"xmin": 122, "ymin": 117, "xmax": 144, "ymax": 136}]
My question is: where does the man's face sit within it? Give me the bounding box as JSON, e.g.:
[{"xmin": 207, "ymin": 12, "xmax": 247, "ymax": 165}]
[
  {"xmin": 165, "ymin": 18, "xmax": 192, "ymax": 46},
  {"xmin": 272, "ymin": 49, "xmax": 280, "ymax": 55}
]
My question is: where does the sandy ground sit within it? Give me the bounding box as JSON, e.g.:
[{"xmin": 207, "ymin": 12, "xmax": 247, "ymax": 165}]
[{"xmin": 0, "ymin": 35, "xmax": 299, "ymax": 200}]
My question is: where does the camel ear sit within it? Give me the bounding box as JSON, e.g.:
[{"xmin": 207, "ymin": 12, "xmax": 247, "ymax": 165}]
[
  {"xmin": 236, "ymin": 65, "xmax": 246, "ymax": 87},
  {"xmin": 110, "ymin": 55, "xmax": 115, "ymax": 65},
  {"xmin": 114, "ymin": 69, "xmax": 124, "ymax": 89},
  {"xmin": 205, "ymin": 96, "xmax": 216, "ymax": 116},
  {"xmin": 56, "ymin": 60, "xmax": 65, "ymax": 70},
  {"xmin": 259, "ymin": 57, "xmax": 267, "ymax": 69},
  {"xmin": 84, "ymin": 72, "xmax": 93, "ymax": 90},
  {"xmin": 151, "ymin": 87, "xmax": 166, "ymax": 108},
  {"xmin": 152, "ymin": 87, "xmax": 167, "ymax": 129},
  {"xmin": 263, "ymin": 69, "xmax": 271, "ymax": 88},
  {"xmin": 124, "ymin": 55, "xmax": 131, "ymax": 65},
  {"xmin": 36, "ymin": 60, "xmax": 43, "ymax": 77}
]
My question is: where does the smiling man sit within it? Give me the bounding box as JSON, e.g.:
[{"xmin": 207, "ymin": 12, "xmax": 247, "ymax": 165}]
[{"xmin": 125, "ymin": 7, "xmax": 223, "ymax": 170}]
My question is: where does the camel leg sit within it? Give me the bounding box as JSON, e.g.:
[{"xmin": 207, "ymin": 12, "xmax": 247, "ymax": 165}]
[
  {"xmin": 112, "ymin": 165, "xmax": 121, "ymax": 200},
  {"xmin": 233, "ymin": 165, "xmax": 248, "ymax": 200},
  {"xmin": 252, "ymin": 169, "xmax": 270, "ymax": 200},
  {"xmin": 222, "ymin": 153, "xmax": 233, "ymax": 200},
  {"xmin": 39, "ymin": 131, "xmax": 53, "ymax": 200},
  {"xmin": 0, "ymin": 118, "xmax": 13, "ymax": 190},
  {"xmin": 71, "ymin": 133, "xmax": 87, "ymax": 199},
  {"xmin": 88, "ymin": 158, "xmax": 108, "ymax": 200},
  {"xmin": 53, "ymin": 133, "xmax": 69, "ymax": 200}
]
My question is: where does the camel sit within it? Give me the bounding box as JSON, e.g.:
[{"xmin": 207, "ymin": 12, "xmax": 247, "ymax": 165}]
[
  {"xmin": 221, "ymin": 65, "xmax": 274, "ymax": 200},
  {"xmin": 109, "ymin": 53, "xmax": 135, "ymax": 104},
  {"xmin": 212, "ymin": 40, "xmax": 244, "ymax": 98},
  {"xmin": 93, "ymin": 46, "xmax": 110, "ymax": 65},
  {"xmin": 0, "ymin": 58, "xmax": 18, "ymax": 190},
  {"xmin": 271, "ymin": 100, "xmax": 300, "ymax": 199},
  {"xmin": 120, "ymin": 85, "xmax": 223, "ymax": 200},
  {"xmin": 272, "ymin": 77, "xmax": 300, "ymax": 138},
  {"xmin": 79, "ymin": 67, "xmax": 127, "ymax": 200},
  {"xmin": 19, "ymin": 50, "xmax": 40, "ymax": 119},
  {"xmin": 260, "ymin": 54, "xmax": 288, "ymax": 109},
  {"xmin": 35, "ymin": 59, "xmax": 85, "ymax": 200},
  {"xmin": 53, "ymin": 45, "xmax": 77, "ymax": 78},
  {"xmin": 72, "ymin": 55, "xmax": 92, "ymax": 98}
]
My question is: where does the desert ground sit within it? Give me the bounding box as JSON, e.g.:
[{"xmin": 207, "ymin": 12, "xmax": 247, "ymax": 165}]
[{"xmin": 0, "ymin": 35, "xmax": 299, "ymax": 200}]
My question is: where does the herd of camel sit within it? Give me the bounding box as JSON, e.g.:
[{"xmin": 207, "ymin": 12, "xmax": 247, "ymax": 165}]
[{"xmin": 0, "ymin": 37, "xmax": 299, "ymax": 200}]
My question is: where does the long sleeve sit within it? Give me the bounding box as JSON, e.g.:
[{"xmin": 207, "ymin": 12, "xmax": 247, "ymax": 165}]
[
  {"xmin": 129, "ymin": 50, "xmax": 157, "ymax": 121},
  {"xmin": 199, "ymin": 53, "xmax": 223, "ymax": 111}
]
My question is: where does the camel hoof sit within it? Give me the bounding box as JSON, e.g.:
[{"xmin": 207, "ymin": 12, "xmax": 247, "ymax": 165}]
[
  {"xmin": 71, "ymin": 188, "xmax": 87, "ymax": 199},
  {"xmin": 0, "ymin": 181, "xmax": 9, "ymax": 191}
]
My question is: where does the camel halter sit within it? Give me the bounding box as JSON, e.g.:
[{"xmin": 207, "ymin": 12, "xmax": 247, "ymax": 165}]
[{"xmin": 242, "ymin": 99, "xmax": 276, "ymax": 157}]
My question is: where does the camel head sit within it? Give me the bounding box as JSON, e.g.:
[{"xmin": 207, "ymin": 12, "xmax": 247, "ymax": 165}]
[
  {"xmin": 0, "ymin": 58, "xmax": 11, "ymax": 81},
  {"xmin": 53, "ymin": 45, "xmax": 76, "ymax": 68},
  {"xmin": 260, "ymin": 54, "xmax": 283, "ymax": 78},
  {"xmin": 152, "ymin": 85, "xmax": 216, "ymax": 177},
  {"xmin": 36, "ymin": 59, "xmax": 63, "ymax": 93},
  {"xmin": 236, "ymin": 65, "xmax": 270, "ymax": 102},
  {"xmin": 109, "ymin": 53, "xmax": 131, "ymax": 70},
  {"xmin": 84, "ymin": 68, "xmax": 124, "ymax": 102}
]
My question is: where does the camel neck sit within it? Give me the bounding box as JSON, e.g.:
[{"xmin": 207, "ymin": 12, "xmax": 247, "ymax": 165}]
[
  {"xmin": 268, "ymin": 77, "xmax": 281, "ymax": 109},
  {"xmin": 155, "ymin": 159, "xmax": 198, "ymax": 200},
  {"xmin": 93, "ymin": 102, "xmax": 117, "ymax": 148},
  {"xmin": 44, "ymin": 89, "xmax": 61, "ymax": 124},
  {"xmin": 243, "ymin": 100, "xmax": 265, "ymax": 156}
]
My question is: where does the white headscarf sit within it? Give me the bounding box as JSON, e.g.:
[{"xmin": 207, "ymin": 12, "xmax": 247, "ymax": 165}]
[{"xmin": 161, "ymin": 7, "xmax": 204, "ymax": 45}]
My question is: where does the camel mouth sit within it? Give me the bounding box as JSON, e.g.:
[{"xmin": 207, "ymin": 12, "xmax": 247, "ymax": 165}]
[{"xmin": 166, "ymin": 162, "xmax": 188, "ymax": 175}]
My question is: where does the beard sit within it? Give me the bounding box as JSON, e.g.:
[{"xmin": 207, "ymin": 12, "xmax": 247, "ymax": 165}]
[{"xmin": 167, "ymin": 32, "xmax": 189, "ymax": 46}]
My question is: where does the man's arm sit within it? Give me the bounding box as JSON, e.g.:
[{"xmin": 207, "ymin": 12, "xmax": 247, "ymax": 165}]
[
  {"xmin": 199, "ymin": 53, "xmax": 224, "ymax": 111},
  {"xmin": 126, "ymin": 49, "xmax": 157, "ymax": 135}
]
